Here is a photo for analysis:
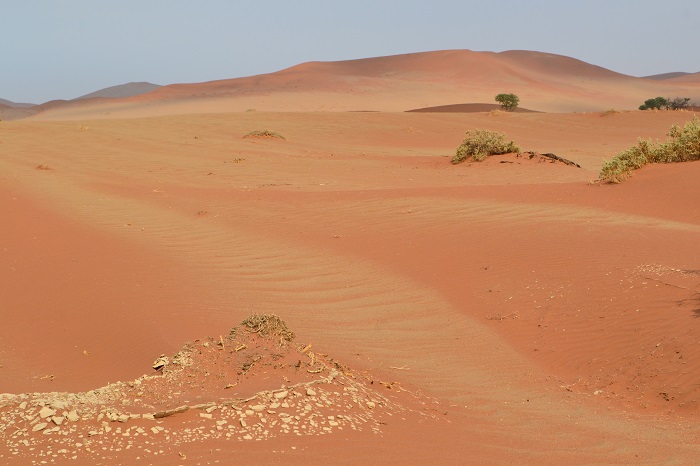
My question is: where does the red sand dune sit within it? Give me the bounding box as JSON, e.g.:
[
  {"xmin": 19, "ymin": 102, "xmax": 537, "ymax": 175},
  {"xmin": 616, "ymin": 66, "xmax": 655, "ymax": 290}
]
[
  {"xmin": 2, "ymin": 108, "xmax": 700, "ymax": 463},
  {"xmin": 26, "ymin": 50, "xmax": 700, "ymax": 120}
]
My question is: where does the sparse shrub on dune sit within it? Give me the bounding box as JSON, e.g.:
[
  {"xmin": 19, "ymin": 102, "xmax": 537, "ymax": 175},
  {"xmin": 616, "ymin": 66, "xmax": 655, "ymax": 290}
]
[
  {"xmin": 243, "ymin": 130, "xmax": 286, "ymax": 140},
  {"xmin": 659, "ymin": 116, "xmax": 700, "ymax": 162},
  {"xmin": 599, "ymin": 139, "xmax": 656, "ymax": 183},
  {"xmin": 452, "ymin": 129, "xmax": 521, "ymax": 164},
  {"xmin": 600, "ymin": 116, "xmax": 700, "ymax": 183}
]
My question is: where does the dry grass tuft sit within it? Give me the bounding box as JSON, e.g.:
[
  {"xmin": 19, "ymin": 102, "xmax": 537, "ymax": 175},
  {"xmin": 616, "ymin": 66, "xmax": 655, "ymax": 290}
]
[
  {"xmin": 243, "ymin": 130, "xmax": 286, "ymax": 140},
  {"xmin": 238, "ymin": 314, "xmax": 295, "ymax": 343}
]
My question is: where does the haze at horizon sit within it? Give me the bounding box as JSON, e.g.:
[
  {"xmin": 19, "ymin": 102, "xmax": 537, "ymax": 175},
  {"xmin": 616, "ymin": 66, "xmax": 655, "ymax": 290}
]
[{"xmin": 2, "ymin": 0, "xmax": 699, "ymax": 104}]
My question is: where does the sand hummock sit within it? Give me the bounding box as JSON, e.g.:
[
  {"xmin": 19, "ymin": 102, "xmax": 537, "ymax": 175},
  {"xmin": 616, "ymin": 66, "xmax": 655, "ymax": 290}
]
[{"xmin": 1, "ymin": 316, "xmax": 448, "ymax": 464}]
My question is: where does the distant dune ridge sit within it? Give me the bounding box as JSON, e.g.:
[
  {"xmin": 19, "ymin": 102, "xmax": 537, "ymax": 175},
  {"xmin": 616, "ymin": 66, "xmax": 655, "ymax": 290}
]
[
  {"xmin": 663, "ymin": 71, "xmax": 700, "ymax": 84},
  {"xmin": 642, "ymin": 72, "xmax": 693, "ymax": 81},
  {"xmin": 0, "ymin": 97, "xmax": 36, "ymax": 108},
  {"xmin": 4, "ymin": 49, "xmax": 700, "ymax": 120},
  {"xmin": 74, "ymin": 81, "xmax": 161, "ymax": 100}
]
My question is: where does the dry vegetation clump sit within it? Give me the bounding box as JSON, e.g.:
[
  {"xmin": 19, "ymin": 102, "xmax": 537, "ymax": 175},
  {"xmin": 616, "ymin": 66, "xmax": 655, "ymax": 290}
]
[
  {"xmin": 237, "ymin": 314, "xmax": 295, "ymax": 343},
  {"xmin": 601, "ymin": 109, "xmax": 619, "ymax": 116},
  {"xmin": 35, "ymin": 164, "xmax": 51, "ymax": 170},
  {"xmin": 600, "ymin": 116, "xmax": 700, "ymax": 183},
  {"xmin": 452, "ymin": 129, "xmax": 521, "ymax": 164},
  {"xmin": 243, "ymin": 130, "xmax": 286, "ymax": 140}
]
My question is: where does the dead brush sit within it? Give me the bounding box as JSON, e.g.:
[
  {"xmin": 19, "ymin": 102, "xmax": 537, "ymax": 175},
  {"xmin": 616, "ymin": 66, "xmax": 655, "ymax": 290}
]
[
  {"xmin": 238, "ymin": 314, "xmax": 295, "ymax": 344},
  {"xmin": 243, "ymin": 130, "xmax": 286, "ymax": 140}
]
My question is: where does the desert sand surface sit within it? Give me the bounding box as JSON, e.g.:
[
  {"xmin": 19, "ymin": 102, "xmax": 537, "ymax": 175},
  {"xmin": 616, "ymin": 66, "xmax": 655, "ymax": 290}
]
[
  {"xmin": 18, "ymin": 50, "xmax": 700, "ymax": 121},
  {"xmin": 1, "ymin": 103, "xmax": 700, "ymax": 465}
]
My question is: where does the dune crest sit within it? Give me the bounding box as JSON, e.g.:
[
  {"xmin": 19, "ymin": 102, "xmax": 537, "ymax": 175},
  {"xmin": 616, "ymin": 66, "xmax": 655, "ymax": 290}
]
[{"xmin": 24, "ymin": 49, "xmax": 700, "ymax": 120}]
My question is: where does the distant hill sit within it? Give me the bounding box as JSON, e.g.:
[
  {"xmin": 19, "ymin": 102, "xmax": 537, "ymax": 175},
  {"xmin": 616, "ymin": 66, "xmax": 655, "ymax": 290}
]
[
  {"xmin": 642, "ymin": 72, "xmax": 692, "ymax": 81},
  {"xmin": 23, "ymin": 49, "xmax": 700, "ymax": 120},
  {"xmin": 0, "ymin": 98, "xmax": 36, "ymax": 108},
  {"xmin": 0, "ymin": 103, "xmax": 38, "ymax": 120},
  {"xmin": 663, "ymin": 72, "xmax": 700, "ymax": 84},
  {"xmin": 74, "ymin": 82, "xmax": 161, "ymax": 100}
]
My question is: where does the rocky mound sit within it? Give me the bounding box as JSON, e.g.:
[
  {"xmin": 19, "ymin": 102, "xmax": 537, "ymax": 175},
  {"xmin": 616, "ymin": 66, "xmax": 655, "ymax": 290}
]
[{"xmin": 0, "ymin": 315, "xmax": 429, "ymax": 464}]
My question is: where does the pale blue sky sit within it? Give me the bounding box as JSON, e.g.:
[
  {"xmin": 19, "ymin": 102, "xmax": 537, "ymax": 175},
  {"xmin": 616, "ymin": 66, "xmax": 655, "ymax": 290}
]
[{"xmin": 3, "ymin": 0, "xmax": 699, "ymax": 104}]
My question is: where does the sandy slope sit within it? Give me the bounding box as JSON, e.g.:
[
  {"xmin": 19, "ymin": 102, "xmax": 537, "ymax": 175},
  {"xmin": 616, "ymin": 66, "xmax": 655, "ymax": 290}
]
[
  {"xmin": 1, "ymin": 110, "xmax": 700, "ymax": 464},
  {"xmin": 27, "ymin": 50, "xmax": 700, "ymax": 120}
]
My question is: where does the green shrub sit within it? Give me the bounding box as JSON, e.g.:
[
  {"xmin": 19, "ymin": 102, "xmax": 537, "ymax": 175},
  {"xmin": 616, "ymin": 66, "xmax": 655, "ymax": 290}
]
[
  {"xmin": 639, "ymin": 96, "xmax": 692, "ymax": 111},
  {"xmin": 662, "ymin": 117, "xmax": 700, "ymax": 161},
  {"xmin": 600, "ymin": 116, "xmax": 700, "ymax": 182},
  {"xmin": 639, "ymin": 97, "xmax": 668, "ymax": 111},
  {"xmin": 599, "ymin": 139, "xmax": 656, "ymax": 182},
  {"xmin": 452, "ymin": 129, "xmax": 521, "ymax": 164}
]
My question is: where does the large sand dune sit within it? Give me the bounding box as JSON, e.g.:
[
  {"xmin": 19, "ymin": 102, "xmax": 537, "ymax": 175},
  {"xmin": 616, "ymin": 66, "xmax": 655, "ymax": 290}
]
[
  {"xmin": 1, "ymin": 107, "xmax": 699, "ymax": 464},
  {"xmin": 23, "ymin": 50, "xmax": 700, "ymax": 120}
]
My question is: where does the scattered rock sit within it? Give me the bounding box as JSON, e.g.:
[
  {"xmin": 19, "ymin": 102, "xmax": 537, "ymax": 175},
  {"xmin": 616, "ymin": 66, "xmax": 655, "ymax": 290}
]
[
  {"xmin": 0, "ymin": 319, "xmax": 406, "ymax": 463},
  {"xmin": 32, "ymin": 423, "xmax": 48, "ymax": 432},
  {"xmin": 39, "ymin": 407, "xmax": 56, "ymax": 419},
  {"xmin": 50, "ymin": 400, "xmax": 67, "ymax": 410},
  {"xmin": 152, "ymin": 355, "xmax": 169, "ymax": 371},
  {"xmin": 153, "ymin": 405, "xmax": 189, "ymax": 419}
]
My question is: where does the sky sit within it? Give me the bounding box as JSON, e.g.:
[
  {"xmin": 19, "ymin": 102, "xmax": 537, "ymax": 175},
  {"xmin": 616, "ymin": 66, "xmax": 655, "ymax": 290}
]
[{"xmin": 3, "ymin": 0, "xmax": 700, "ymax": 104}]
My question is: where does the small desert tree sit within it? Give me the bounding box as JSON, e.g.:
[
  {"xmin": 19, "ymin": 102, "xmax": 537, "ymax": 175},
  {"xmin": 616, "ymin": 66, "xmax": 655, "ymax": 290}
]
[
  {"xmin": 495, "ymin": 93, "xmax": 519, "ymax": 112},
  {"xmin": 639, "ymin": 96, "xmax": 668, "ymax": 110},
  {"xmin": 667, "ymin": 97, "xmax": 691, "ymax": 110}
]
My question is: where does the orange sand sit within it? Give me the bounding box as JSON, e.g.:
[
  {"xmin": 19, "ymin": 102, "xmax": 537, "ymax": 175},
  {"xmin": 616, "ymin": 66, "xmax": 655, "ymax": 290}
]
[{"xmin": 1, "ymin": 52, "xmax": 700, "ymax": 464}]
